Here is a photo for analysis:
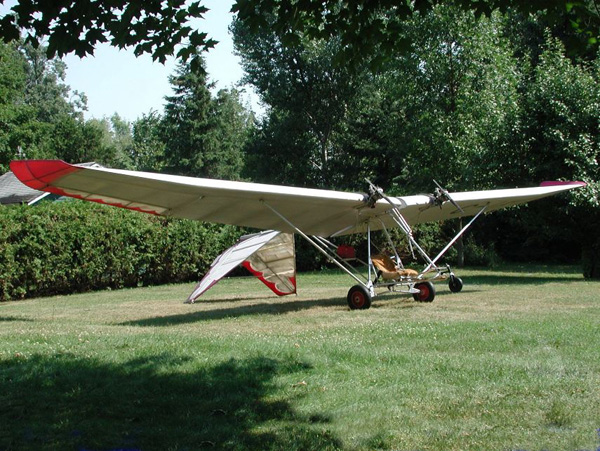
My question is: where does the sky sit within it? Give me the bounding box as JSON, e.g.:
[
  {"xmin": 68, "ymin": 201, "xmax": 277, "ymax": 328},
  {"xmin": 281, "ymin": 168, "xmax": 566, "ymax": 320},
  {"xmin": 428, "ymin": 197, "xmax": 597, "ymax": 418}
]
[{"xmin": 4, "ymin": 0, "xmax": 260, "ymax": 122}]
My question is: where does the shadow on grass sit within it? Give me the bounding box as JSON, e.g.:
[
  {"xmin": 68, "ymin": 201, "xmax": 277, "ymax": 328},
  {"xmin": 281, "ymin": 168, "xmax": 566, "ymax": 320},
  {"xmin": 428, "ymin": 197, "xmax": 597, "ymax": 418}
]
[
  {"xmin": 0, "ymin": 354, "xmax": 341, "ymax": 451},
  {"xmin": 120, "ymin": 268, "xmax": 589, "ymax": 327},
  {"xmin": 0, "ymin": 316, "xmax": 34, "ymax": 322},
  {"xmin": 120, "ymin": 296, "xmax": 346, "ymax": 327}
]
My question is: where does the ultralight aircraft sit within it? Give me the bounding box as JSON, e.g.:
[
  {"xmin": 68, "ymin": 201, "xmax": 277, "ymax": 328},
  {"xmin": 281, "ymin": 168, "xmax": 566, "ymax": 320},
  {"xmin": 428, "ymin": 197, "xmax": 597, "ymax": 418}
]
[{"xmin": 11, "ymin": 160, "xmax": 585, "ymax": 309}]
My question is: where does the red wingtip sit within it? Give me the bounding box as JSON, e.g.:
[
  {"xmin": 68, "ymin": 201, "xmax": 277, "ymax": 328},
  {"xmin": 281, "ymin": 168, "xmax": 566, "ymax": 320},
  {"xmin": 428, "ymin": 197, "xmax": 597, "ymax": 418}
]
[
  {"xmin": 540, "ymin": 181, "xmax": 587, "ymax": 188},
  {"xmin": 10, "ymin": 160, "xmax": 80, "ymax": 191}
]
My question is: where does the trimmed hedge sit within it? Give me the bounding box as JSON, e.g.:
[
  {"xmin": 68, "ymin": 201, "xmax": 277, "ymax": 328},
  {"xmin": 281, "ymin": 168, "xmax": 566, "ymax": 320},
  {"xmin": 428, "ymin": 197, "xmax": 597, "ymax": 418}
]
[{"xmin": 0, "ymin": 201, "xmax": 241, "ymax": 301}]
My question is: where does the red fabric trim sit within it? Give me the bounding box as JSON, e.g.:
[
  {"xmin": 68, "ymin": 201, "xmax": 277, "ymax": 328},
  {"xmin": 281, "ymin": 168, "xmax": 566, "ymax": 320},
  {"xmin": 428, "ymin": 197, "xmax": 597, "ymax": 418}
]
[
  {"xmin": 540, "ymin": 181, "xmax": 587, "ymax": 187},
  {"xmin": 10, "ymin": 160, "xmax": 161, "ymax": 215},
  {"xmin": 10, "ymin": 160, "xmax": 81, "ymax": 191},
  {"xmin": 45, "ymin": 186, "xmax": 162, "ymax": 216},
  {"xmin": 242, "ymin": 260, "xmax": 296, "ymax": 296}
]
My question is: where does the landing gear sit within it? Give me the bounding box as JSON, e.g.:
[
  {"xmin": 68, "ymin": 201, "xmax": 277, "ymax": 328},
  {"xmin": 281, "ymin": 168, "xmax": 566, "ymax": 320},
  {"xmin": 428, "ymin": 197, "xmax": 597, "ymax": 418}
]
[
  {"xmin": 449, "ymin": 275, "xmax": 463, "ymax": 293},
  {"xmin": 413, "ymin": 281, "xmax": 436, "ymax": 303},
  {"xmin": 347, "ymin": 285, "xmax": 372, "ymax": 310}
]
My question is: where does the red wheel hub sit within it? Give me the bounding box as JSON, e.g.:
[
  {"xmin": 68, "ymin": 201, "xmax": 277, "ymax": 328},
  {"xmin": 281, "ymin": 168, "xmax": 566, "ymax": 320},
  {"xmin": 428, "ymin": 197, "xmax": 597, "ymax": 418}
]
[
  {"xmin": 417, "ymin": 284, "xmax": 430, "ymax": 301},
  {"xmin": 351, "ymin": 291, "xmax": 365, "ymax": 308}
]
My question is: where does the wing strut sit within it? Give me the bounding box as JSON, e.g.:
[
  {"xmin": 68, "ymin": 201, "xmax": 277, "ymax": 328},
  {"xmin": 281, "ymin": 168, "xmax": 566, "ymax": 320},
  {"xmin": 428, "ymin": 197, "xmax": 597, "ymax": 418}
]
[
  {"xmin": 366, "ymin": 180, "xmax": 436, "ymax": 269},
  {"xmin": 261, "ymin": 200, "xmax": 372, "ymax": 293},
  {"xmin": 422, "ymin": 205, "xmax": 488, "ymax": 273}
]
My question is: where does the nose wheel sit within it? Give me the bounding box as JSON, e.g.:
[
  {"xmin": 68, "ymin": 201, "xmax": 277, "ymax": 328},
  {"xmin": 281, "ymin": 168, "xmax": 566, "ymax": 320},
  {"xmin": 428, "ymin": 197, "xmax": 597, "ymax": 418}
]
[{"xmin": 449, "ymin": 274, "xmax": 463, "ymax": 293}]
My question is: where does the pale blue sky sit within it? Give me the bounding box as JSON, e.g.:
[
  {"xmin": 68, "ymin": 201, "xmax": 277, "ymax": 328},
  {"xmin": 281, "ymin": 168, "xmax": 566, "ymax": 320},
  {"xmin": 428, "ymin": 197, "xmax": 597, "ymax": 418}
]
[{"xmin": 2, "ymin": 0, "xmax": 260, "ymax": 121}]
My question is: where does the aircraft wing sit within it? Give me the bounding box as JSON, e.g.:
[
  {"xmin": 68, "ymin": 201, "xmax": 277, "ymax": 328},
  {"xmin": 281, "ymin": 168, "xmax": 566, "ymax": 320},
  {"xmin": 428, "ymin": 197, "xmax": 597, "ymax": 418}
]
[
  {"xmin": 10, "ymin": 160, "xmax": 367, "ymax": 237},
  {"xmin": 10, "ymin": 160, "xmax": 585, "ymax": 237},
  {"xmin": 376, "ymin": 181, "xmax": 587, "ymax": 232}
]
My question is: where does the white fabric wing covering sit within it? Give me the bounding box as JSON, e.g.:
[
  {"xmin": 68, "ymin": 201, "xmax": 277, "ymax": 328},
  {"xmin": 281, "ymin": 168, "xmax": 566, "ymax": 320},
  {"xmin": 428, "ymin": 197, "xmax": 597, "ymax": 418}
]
[
  {"xmin": 10, "ymin": 160, "xmax": 586, "ymax": 238},
  {"xmin": 242, "ymin": 232, "xmax": 296, "ymax": 296},
  {"xmin": 187, "ymin": 230, "xmax": 296, "ymax": 303}
]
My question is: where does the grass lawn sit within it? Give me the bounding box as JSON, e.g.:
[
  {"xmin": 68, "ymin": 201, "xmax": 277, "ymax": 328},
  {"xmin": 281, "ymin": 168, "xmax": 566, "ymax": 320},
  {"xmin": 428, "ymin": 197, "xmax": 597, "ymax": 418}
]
[{"xmin": 1, "ymin": 265, "xmax": 599, "ymax": 450}]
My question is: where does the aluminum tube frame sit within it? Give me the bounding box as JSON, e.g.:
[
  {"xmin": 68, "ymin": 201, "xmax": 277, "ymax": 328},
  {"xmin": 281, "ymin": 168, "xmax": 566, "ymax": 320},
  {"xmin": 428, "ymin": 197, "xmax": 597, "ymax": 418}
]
[
  {"xmin": 386, "ymin": 202, "xmax": 437, "ymax": 269},
  {"xmin": 312, "ymin": 235, "xmax": 368, "ymax": 284},
  {"xmin": 367, "ymin": 222, "xmax": 372, "ymax": 284},
  {"xmin": 366, "ymin": 181, "xmax": 436, "ymax": 268},
  {"xmin": 262, "ymin": 201, "xmax": 369, "ymax": 289},
  {"xmin": 378, "ymin": 219, "xmax": 404, "ymax": 269},
  {"xmin": 423, "ymin": 205, "xmax": 488, "ymax": 273}
]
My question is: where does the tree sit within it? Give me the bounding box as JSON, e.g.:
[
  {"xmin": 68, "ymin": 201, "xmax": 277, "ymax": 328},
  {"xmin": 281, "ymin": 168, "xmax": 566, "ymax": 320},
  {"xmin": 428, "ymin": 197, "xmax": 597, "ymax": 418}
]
[
  {"xmin": 20, "ymin": 43, "xmax": 87, "ymax": 122},
  {"xmin": 107, "ymin": 114, "xmax": 135, "ymax": 168},
  {"xmin": 232, "ymin": 18, "xmax": 364, "ymax": 187},
  {"xmin": 513, "ymin": 37, "xmax": 600, "ymax": 275},
  {"xmin": 51, "ymin": 116, "xmax": 114, "ymax": 165},
  {"xmin": 0, "ymin": 41, "xmax": 94, "ymax": 170},
  {"xmin": 0, "ymin": 41, "xmax": 29, "ymax": 172},
  {"xmin": 0, "ymin": 40, "xmax": 124, "ymax": 170},
  {"xmin": 396, "ymin": 7, "xmax": 521, "ymax": 192},
  {"xmin": 2, "ymin": 1, "xmax": 596, "ymax": 68},
  {"xmin": 203, "ymin": 89, "xmax": 252, "ymax": 180},
  {"xmin": 161, "ymin": 60, "xmax": 214, "ymax": 176},
  {"xmin": 335, "ymin": 7, "xmax": 522, "ymax": 266},
  {"xmin": 336, "ymin": 72, "xmax": 414, "ymax": 191},
  {"xmin": 0, "ymin": 0, "xmax": 214, "ymax": 67},
  {"xmin": 242, "ymin": 109, "xmax": 320, "ymax": 186},
  {"xmin": 0, "ymin": 41, "xmax": 25, "ymax": 105},
  {"xmin": 130, "ymin": 111, "xmax": 166, "ymax": 172},
  {"xmin": 233, "ymin": 0, "xmax": 600, "ymax": 66},
  {"xmin": 160, "ymin": 59, "xmax": 251, "ymax": 179}
]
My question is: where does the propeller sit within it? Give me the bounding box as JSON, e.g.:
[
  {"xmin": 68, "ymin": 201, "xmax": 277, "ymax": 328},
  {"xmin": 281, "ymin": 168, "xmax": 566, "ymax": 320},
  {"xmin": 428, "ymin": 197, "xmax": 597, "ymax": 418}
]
[
  {"xmin": 432, "ymin": 180, "xmax": 464, "ymax": 214},
  {"xmin": 365, "ymin": 178, "xmax": 384, "ymax": 207}
]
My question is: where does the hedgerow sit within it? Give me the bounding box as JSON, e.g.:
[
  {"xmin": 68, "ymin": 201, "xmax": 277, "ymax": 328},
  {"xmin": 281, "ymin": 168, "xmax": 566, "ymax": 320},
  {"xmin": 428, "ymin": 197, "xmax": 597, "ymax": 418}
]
[{"xmin": 0, "ymin": 201, "xmax": 242, "ymax": 301}]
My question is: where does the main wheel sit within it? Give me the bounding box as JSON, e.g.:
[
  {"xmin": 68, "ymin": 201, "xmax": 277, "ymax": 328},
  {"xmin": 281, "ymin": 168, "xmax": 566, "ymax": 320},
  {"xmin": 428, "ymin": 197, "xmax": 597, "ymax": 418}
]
[
  {"xmin": 449, "ymin": 275, "xmax": 463, "ymax": 293},
  {"xmin": 413, "ymin": 281, "xmax": 436, "ymax": 303},
  {"xmin": 347, "ymin": 285, "xmax": 372, "ymax": 310}
]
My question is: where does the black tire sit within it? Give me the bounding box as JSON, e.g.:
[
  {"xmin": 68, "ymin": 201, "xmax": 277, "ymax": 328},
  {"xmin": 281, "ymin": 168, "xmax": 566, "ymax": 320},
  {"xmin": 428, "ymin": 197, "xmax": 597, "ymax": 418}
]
[
  {"xmin": 347, "ymin": 285, "xmax": 372, "ymax": 310},
  {"xmin": 412, "ymin": 281, "xmax": 436, "ymax": 303},
  {"xmin": 449, "ymin": 275, "xmax": 463, "ymax": 293}
]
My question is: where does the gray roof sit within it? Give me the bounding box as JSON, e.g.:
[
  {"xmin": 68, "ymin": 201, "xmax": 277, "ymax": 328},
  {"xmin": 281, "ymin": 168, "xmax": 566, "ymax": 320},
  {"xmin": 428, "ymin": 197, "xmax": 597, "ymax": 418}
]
[
  {"xmin": 0, "ymin": 162, "xmax": 104, "ymax": 205},
  {"xmin": 0, "ymin": 171, "xmax": 49, "ymax": 205}
]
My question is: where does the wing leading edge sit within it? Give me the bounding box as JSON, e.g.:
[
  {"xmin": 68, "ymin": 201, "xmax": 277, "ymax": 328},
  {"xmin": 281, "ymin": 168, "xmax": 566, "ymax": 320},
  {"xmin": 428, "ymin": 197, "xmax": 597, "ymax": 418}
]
[
  {"xmin": 10, "ymin": 159, "xmax": 368, "ymax": 237},
  {"xmin": 10, "ymin": 160, "xmax": 586, "ymax": 237}
]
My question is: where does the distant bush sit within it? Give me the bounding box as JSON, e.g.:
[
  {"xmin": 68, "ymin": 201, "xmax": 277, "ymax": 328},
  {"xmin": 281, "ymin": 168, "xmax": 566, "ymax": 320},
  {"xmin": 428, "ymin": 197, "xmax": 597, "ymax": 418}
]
[
  {"xmin": 582, "ymin": 238, "xmax": 600, "ymax": 279},
  {"xmin": 0, "ymin": 201, "xmax": 242, "ymax": 301}
]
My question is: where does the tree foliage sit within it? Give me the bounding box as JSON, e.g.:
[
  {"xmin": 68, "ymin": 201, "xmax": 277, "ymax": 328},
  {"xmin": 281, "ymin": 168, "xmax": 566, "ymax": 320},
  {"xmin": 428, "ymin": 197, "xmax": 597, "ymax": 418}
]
[
  {"xmin": 391, "ymin": 7, "xmax": 521, "ymax": 192},
  {"xmin": 234, "ymin": 4, "xmax": 600, "ymax": 275},
  {"xmin": 20, "ymin": 43, "xmax": 87, "ymax": 122},
  {"xmin": 160, "ymin": 59, "xmax": 251, "ymax": 179},
  {"xmin": 233, "ymin": 17, "xmax": 364, "ymax": 187},
  {"xmin": 0, "ymin": 0, "xmax": 214, "ymax": 68},
  {"xmin": 234, "ymin": 0, "xmax": 600, "ymax": 66},
  {"xmin": 130, "ymin": 111, "xmax": 166, "ymax": 172},
  {"xmin": 0, "ymin": 41, "xmax": 104, "ymax": 171},
  {"xmin": 2, "ymin": 0, "xmax": 598, "ymax": 69},
  {"xmin": 161, "ymin": 60, "xmax": 214, "ymax": 176}
]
